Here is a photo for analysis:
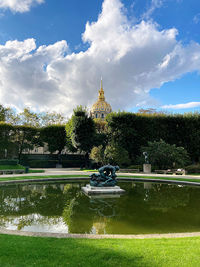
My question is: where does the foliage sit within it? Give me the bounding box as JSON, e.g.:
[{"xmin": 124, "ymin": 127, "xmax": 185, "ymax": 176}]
[
  {"xmin": 0, "ymin": 164, "xmax": 24, "ymax": 170},
  {"xmin": 18, "ymin": 108, "xmax": 40, "ymax": 127},
  {"xmin": 0, "ymin": 104, "xmax": 7, "ymax": 121},
  {"xmin": 185, "ymin": 164, "xmax": 200, "ymax": 174},
  {"xmin": 0, "ymin": 122, "xmax": 16, "ymax": 158},
  {"xmin": 4, "ymin": 106, "xmax": 66, "ymax": 127},
  {"xmin": 142, "ymin": 140, "xmax": 190, "ymax": 169},
  {"xmin": 0, "ymin": 159, "xmax": 18, "ymax": 165},
  {"xmin": 40, "ymin": 125, "xmax": 66, "ymax": 154},
  {"xmin": 65, "ymin": 118, "xmax": 77, "ymax": 153},
  {"xmin": 104, "ymin": 144, "xmax": 131, "ymax": 167},
  {"xmin": 106, "ymin": 112, "xmax": 200, "ymax": 162},
  {"xmin": 28, "ymin": 160, "xmax": 59, "ymax": 168},
  {"xmin": 70, "ymin": 106, "xmax": 96, "ymax": 154},
  {"xmin": 90, "ymin": 145, "xmax": 105, "ymax": 165},
  {"xmin": 38, "ymin": 112, "xmax": 66, "ymax": 126},
  {"xmin": 94, "ymin": 118, "xmax": 108, "ymax": 133},
  {"xmin": 14, "ymin": 125, "xmax": 40, "ymax": 162}
]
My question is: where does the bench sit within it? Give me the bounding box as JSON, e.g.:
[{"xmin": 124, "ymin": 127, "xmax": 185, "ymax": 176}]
[{"xmin": 0, "ymin": 169, "xmax": 25, "ymax": 175}]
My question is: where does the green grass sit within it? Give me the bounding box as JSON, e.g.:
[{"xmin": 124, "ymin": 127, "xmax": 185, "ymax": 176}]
[
  {"xmin": 0, "ymin": 174, "xmax": 89, "ymax": 182},
  {"xmin": 118, "ymin": 175, "xmax": 200, "ymax": 183},
  {"xmin": 0, "ymin": 174, "xmax": 200, "ymax": 183},
  {"xmin": 82, "ymin": 169, "xmax": 98, "ymax": 172},
  {"xmin": 0, "ymin": 234, "xmax": 200, "ymax": 267},
  {"xmin": 0, "ymin": 164, "xmax": 24, "ymax": 170}
]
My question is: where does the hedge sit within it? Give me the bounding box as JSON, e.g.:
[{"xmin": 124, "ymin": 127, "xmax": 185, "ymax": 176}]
[
  {"xmin": 0, "ymin": 159, "xmax": 18, "ymax": 165},
  {"xmin": 185, "ymin": 164, "xmax": 200, "ymax": 174},
  {"xmin": 106, "ymin": 112, "xmax": 200, "ymax": 162}
]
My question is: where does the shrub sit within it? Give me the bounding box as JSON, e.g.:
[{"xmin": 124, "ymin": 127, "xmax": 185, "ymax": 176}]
[
  {"xmin": 104, "ymin": 144, "xmax": 131, "ymax": 167},
  {"xmin": 90, "ymin": 145, "xmax": 105, "ymax": 165},
  {"xmin": 142, "ymin": 140, "xmax": 190, "ymax": 169},
  {"xmin": 185, "ymin": 164, "xmax": 200, "ymax": 174},
  {"xmin": 0, "ymin": 164, "xmax": 24, "ymax": 170},
  {"xmin": 0, "ymin": 159, "xmax": 18, "ymax": 165},
  {"xmin": 28, "ymin": 160, "xmax": 58, "ymax": 168}
]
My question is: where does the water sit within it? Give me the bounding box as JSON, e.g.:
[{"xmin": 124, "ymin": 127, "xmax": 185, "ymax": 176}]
[{"xmin": 0, "ymin": 181, "xmax": 200, "ymax": 235}]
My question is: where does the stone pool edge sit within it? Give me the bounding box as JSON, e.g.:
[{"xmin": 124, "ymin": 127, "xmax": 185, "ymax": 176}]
[
  {"xmin": 1, "ymin": 228, "xmax": 200, "ymax": 239},
  {"xmin": 0, "ymin": 177, "xmax": 200, "ymax": 187}
]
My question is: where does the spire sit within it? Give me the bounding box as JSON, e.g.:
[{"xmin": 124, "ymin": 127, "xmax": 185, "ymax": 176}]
[
  {"xmin": 101, "ymin": 77, "xmax": 103, "ymax": 90},
  {"xmin": 98, "ymin": 78, "xmax": 105, "ymax": 101}
]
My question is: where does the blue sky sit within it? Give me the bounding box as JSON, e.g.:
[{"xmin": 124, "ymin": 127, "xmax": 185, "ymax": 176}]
[{"xmin": 0, "ymin": 0, "xmax": 200, "ymax": 115}]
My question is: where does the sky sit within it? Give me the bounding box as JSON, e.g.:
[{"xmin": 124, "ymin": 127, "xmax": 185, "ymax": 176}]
[{"xmin": 0, "ymin": 0, "xmax": 200, "ymax": 116}]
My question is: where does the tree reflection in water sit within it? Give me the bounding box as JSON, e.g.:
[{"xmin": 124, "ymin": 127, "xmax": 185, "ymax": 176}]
[{"xmin": 0, "ymin": 182, "xmax": 200, "ymax": 234}]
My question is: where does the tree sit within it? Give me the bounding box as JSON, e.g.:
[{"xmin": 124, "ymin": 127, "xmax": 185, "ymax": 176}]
[
  {"xmin": 66, "ymin": 106, "xmax": 96, "ymax": 167},
  {"xmin": 40, "ymin": 125, "xmax": 66, "ymax": 154},
  {"xmin": 65, "ymin": 118, "xmax": 77, "ymax": 153},
  {"xmin": 70, "ymin": 106, "xmax": 96, "ymax": 153},
  {"xmin": 14, "ymin": 126, "xmax": 40, "ymax": 163},
  {"xmin": 0, "ymin": 123, "xmax": 15, "ymax": 158},
  {"xmin": 5, "ymin": 106, "xmax": 67, "ymax": 127},
  {"xmin": 0, "ymin": 104, "xmax": 7, "ymax": 122},
  {"xmin": 18, "ymin": 108, "xmax": 40, "ymax": 127},
  {"xmin": 104, "ymin": 144, "xmax": 131, "ymax": 167},
  {"xmin": 90, "ymin": 145, "xmax": 105, "ymax": 165},
  {"xmin": 38, "ymin": 112, "xmax": 67, "ymax": 126},
  {"xmin": 142, "ymin": 140, "xmax": 190, "ymax": 169}
]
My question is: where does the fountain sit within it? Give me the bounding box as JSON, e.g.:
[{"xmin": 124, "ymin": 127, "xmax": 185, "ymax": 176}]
[{"xmin": 82, "ymin": 165, "xmax": 125, "ymax": 195}]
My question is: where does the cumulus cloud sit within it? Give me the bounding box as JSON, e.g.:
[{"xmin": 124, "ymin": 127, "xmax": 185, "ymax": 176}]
[
  {"xmin": 0, "ymin": 0, "xmax": 44, "ymax": 13},
  {"xmin": 162, "ymin": 102, "xmax": 200, "ymax": 109},
  {"xmin": 0, "ymin": 0, "xmax": 200, "ymax": 116}
]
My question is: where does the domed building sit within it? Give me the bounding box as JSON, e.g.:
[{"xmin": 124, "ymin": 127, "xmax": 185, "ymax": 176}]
[{"xmin": 90, "ymin": 80, "xmax": 112, "ymax": 120}]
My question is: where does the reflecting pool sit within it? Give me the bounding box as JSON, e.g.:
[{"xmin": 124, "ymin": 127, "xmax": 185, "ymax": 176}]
[{"xmin": 0, "ymin": 181, "xmax": 200, "ymax": 234}]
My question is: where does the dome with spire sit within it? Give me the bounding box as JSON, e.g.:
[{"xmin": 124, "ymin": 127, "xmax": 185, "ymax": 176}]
[{"xmin": 90, "ymin": 79, "xmax": 112, "ymax": 120}]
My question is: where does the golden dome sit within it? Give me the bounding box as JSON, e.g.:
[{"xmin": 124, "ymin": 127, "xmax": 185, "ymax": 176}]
[
  {"xmin": 91, "ymin": 98, "xmax": 112, "ymax": 113},
  {"xmin": 90, "ymin": 80, "xmax": 112, "ymax": 120}
]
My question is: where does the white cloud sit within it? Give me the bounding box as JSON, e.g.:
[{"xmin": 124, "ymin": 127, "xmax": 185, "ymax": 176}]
[
  {"xmin": 0, "ymin": 0, "xmax": 200, "ymax": 117},
  {"xmin": 0, "ymin": 0, "xmax": 44, "ymax": 13},
  {"xmin": 142, "ymin": 0, "xmax": 164, "ymax": 20},
  {"xmin": 162, "ymin": 102, "xmax": 200, "ymax": 109},
  {"xmin": 193, "ymin": 13, "xmax": 200, "ymax": 24}
]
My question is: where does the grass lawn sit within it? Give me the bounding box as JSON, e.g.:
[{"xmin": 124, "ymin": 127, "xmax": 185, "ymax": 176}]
[
  {"xmin": 0, "ymin": 234, "xmax": 200, "ymax": 267},
  {"xmin": 1, "ymin": 174, "xmax": 200, "ymax": 184},
  {"xmin": 0, "ymin": 174, "xmax": 89, "ymax": 182}
]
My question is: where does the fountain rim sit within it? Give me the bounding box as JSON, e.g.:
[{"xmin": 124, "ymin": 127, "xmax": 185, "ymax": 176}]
[
  {"xmin": 1, "ymin": 177, "xmax": 200, "ymax": 238},
  {"xmin": 0, "ymin": 177, "xmax": 200, "ymax": 187}
]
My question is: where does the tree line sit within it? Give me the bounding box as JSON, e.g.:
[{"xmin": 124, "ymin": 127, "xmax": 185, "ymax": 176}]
[{"xmin": 1, "ymin": 103, "xmax": 200, "ymax": 168}]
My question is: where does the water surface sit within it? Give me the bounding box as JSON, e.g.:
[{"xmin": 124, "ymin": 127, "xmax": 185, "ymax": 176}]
[{"xmin": 0, "ymin": 181, "xmax": 200, "ymax": 235}]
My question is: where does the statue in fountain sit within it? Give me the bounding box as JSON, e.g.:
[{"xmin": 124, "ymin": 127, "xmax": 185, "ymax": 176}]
[{"xmin": 90, "ymin": 165, "xmax": 120, "ymax": 187}]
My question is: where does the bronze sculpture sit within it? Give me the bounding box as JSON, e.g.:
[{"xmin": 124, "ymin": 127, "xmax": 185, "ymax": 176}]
[{"xmin": 90, "ymin": 165, "xmax": 119, "ymax": 187}]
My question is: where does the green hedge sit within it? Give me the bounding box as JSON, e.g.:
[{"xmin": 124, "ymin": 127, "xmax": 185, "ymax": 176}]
[
  {"xmin": 61, "ymin": 160, "xmax": 85, "ymax": 168},
  {"xmin": 106, "ymin": 112, "xmax": 200, "ymax": 162},
  {"xmin": 0, "ymin": 164, "xmax": 24, "ymax": 170},
  {"xmin": 185, "ymin": 164, "xmax": 200, "ymax": 174},
  {"xmin": 0, "ymin": 159, "xmax": 18, "ymax": 165},
  {"xmin": 28, "ymin": 160, "xmax": 58, "ymax": 168}
]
